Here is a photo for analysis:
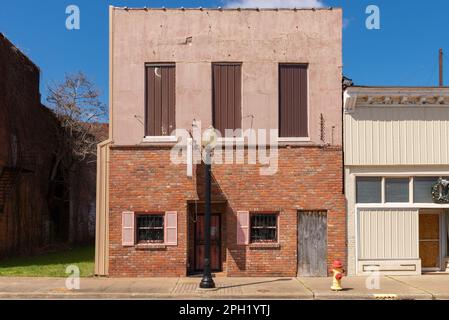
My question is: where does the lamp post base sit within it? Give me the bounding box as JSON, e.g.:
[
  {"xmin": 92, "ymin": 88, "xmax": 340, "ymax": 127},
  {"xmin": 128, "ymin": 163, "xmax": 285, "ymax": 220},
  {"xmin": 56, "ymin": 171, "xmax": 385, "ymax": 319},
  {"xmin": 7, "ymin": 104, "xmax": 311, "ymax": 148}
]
[{"xmin": 199, "ymin": 275, "xmax": 216, "ymax": 289}]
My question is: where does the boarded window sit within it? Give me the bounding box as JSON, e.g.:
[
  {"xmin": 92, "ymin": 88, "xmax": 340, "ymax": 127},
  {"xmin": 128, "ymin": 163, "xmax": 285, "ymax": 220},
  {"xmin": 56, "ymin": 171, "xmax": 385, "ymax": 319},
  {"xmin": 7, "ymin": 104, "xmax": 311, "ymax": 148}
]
[
  {"xmin": 279, "ymin": 64, "xmax": 308, "ymax": 138},
  {"xmin": 145, "ymin": 64, "xmax": 176, "ymax": 136},
  {"xmin": 212, "ymin": 63, "xmax": 242, "ymax": 136}
]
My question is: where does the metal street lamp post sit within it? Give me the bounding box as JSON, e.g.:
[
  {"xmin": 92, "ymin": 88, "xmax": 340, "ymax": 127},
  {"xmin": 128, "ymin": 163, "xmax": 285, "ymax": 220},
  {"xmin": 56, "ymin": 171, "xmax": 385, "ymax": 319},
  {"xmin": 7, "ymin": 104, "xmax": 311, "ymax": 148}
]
[{"xmin": 200, "ymin": 127, "xmax": 217, "ymax": 289}]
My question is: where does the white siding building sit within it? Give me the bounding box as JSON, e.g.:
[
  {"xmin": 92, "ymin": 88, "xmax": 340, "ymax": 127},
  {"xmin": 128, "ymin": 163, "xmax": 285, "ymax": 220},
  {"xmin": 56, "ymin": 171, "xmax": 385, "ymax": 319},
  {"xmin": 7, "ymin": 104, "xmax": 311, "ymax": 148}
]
[{"xmin": 344, "ymin": 86, "xmax": 449, "ymax": 275}]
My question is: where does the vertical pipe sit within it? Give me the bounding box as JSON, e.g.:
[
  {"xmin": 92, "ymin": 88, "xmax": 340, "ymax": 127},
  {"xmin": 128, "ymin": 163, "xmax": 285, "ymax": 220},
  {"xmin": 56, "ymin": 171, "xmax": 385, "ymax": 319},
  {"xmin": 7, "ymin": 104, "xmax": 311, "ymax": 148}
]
[{"xmin": 439, "ymin": 49, "xmax": 444, "ymax": 87}]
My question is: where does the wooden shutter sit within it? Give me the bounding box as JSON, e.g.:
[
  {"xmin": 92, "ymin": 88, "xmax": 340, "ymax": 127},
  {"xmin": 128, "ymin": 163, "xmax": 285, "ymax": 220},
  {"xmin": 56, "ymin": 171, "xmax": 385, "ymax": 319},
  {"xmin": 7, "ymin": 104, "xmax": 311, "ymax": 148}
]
[
  {"xmin": 212, "ymin": 63, "xmax": 242, "ymax": 136},
  {"xmin": 145, "ymin": 64, "xmax": 176, "ymax": 136},
  {"xmin": 279, "ymin": 64, "xmax": 308, "ymax": 138},
  {"xmin": 165, "ymin": 211, "xmax": 178, "ymax": 245},
  {"xmin": 122, "ymin": 211, "xmax": 135, "ymax": 246},
  {"xmin": 236, "ymin": 211, "xmax": 249, "ymax": 245}
]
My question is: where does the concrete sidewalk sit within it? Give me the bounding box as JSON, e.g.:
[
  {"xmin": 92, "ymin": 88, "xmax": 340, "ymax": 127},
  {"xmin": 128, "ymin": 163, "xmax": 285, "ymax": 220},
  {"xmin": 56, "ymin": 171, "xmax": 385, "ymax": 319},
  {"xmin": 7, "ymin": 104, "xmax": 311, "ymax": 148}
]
[{"xmin": 0, "ymin": 275, "xmax": 448, "ymax": 300}]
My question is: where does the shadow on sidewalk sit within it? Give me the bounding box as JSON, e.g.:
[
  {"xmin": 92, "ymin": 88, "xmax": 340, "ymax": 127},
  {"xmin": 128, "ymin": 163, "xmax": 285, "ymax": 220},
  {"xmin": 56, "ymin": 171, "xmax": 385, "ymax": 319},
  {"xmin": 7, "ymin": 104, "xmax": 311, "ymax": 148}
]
[{"xmin": 217, "ymin": 278, "xmax": 293, "ymax": 290}]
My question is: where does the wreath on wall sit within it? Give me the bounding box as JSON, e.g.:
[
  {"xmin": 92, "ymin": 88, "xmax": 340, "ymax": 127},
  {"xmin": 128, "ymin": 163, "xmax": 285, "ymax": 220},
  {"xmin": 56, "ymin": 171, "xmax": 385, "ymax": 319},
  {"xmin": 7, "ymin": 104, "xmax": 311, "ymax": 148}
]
[{"xmin": 431, "ymin": 178, "xmax": 449, "ymax": 204}]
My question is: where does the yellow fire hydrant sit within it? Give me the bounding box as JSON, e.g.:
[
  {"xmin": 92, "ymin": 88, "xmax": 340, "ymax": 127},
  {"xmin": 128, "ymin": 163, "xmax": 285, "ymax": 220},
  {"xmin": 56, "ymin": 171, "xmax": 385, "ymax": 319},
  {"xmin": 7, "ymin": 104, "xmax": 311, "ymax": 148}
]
[{"xmin": 331, "ymin": 260, "xmax": 344, "ymax": 291}]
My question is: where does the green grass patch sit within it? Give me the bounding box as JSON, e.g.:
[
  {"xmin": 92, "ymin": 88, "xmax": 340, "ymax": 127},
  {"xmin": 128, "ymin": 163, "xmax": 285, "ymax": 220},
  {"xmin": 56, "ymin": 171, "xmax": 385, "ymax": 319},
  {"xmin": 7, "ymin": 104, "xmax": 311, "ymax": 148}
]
[{"xmin": 0, "ymin": 246, "xmax": 95, "ymax": 277}]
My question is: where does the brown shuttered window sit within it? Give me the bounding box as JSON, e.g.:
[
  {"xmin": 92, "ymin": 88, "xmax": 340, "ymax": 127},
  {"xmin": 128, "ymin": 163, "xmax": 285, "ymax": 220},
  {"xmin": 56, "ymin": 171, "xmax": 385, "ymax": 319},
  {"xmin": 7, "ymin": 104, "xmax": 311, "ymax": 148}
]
[
  {"xmin": 212, "ymin": 63, "xmax": 242, "ymax": 136},
  {"xmin": 279, "ymin": 64, "xmax": 308, "ymax": 138},
  {"xmin": 145, "ymin": 64, "xmax": 176, "ymax": 136}
]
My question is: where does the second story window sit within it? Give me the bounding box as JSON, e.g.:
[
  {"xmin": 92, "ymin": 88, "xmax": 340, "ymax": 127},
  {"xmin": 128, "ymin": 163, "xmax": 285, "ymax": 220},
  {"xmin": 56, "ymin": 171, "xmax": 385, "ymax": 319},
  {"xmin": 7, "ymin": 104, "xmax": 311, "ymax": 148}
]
[
  {"xmin": 279, "ymin": 64, "xmax": 308, "ymax": 138},
  {"xmin": 145, "ymin": 64, "xmax": 176, "ymax": 137},
  {"xmin": 212, "ymin": 63, "xmax": 242, "ymax": 137}
]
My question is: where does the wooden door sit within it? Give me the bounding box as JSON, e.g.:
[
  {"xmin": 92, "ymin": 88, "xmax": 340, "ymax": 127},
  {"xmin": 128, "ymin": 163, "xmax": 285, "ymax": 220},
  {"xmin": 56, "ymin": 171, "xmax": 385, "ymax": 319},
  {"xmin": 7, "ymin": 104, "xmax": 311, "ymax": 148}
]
[
  {"xmin": 419, "ymin": 214, "xmax": 440, "ymax": 269},
  {"xmin": 298, "ymin": 211, "xmax": 328, "ymax": 277},
  {"xmin": 195, "ymin": 215, "xmax": 221, "ymax": 271}
]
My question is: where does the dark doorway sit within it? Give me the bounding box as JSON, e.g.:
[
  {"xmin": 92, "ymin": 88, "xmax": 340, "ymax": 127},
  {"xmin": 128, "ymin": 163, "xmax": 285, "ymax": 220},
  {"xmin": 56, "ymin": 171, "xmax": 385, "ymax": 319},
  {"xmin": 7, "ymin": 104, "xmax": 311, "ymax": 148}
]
[
  {"xmin": 195, "ymin": 214, "xmax": 221, "ymax": 272},
  {"xmin": 297, "ymin": 211, "xmax": 328, "ymax": 277}
]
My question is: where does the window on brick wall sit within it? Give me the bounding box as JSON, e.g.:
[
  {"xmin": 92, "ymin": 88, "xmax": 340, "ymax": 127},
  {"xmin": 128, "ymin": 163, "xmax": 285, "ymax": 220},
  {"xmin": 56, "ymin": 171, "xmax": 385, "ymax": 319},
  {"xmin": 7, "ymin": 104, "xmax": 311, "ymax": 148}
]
[
  {"xmin": 250, "ymin": 213, "xmax": 278, "ymax": 243},
  {"xmin": 136, "ymin": 214, "xmax": 164, "ymax": 244}
]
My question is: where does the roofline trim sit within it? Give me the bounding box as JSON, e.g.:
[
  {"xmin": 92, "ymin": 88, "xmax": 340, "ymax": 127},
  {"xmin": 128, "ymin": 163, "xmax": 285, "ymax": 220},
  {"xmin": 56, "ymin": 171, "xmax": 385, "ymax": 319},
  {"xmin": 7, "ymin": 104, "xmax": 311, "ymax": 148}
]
[{"xmin": 111, "ymin": 7, "xmax": 340, "ymax": 12}]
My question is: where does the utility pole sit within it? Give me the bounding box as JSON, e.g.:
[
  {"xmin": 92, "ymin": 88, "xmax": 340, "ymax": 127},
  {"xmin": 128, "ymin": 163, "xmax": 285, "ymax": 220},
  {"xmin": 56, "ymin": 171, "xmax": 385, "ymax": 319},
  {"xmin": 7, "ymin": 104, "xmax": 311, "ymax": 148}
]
[{"xmin": 439, "ymin": 48, "xmax": 444, "ymax": 87}]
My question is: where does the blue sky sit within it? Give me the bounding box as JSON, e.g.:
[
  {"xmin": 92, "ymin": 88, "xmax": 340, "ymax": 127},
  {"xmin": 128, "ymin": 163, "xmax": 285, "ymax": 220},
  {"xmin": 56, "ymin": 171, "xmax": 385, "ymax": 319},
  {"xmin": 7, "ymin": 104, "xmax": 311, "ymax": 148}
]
[{"xmin": 1, "ymin": 0, "xmax": 448, "ymax": 108}]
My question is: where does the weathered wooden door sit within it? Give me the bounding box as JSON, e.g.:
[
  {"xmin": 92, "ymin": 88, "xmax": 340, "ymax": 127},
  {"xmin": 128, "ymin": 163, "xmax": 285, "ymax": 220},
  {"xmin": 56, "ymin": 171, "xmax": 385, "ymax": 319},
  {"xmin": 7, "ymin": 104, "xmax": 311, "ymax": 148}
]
[
  {"xmin": 195, "ymin": 214, "xmax": 221, "ymax": 271},
  {"xmin": 419, "ymin": 213, "xmax": 440, "ymax": 269},
  {"xmin": 298, "ymin": 211, "xmax": 328, "ymax": 277}
]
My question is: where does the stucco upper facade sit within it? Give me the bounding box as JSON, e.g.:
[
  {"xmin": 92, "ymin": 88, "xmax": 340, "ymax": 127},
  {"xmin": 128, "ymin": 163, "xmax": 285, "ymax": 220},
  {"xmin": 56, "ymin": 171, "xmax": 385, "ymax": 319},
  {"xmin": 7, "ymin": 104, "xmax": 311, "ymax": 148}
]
[{"xmin": 110, "ymin": 7, "xmax": 343, "ymax": 146}]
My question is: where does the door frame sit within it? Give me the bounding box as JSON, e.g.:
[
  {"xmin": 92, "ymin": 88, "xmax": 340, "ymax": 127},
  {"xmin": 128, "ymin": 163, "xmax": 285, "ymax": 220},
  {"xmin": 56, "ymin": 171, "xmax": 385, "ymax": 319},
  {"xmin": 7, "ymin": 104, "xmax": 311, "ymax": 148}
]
[
  {"xmin": 193, "ymin": 213, "xmax": 222, "ymax": 272},
  {"xmin": 419, "ymin": 210, "xmax": 445, "ymax": 272}
]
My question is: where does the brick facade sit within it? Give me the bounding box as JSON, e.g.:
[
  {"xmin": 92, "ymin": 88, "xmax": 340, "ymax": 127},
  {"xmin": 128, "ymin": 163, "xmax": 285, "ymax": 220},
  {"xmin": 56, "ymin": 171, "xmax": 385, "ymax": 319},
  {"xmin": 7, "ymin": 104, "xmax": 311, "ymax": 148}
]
[
  {"xmin": 108, "ymin": 145, "xmax": 345, "ymax": 277},
  {"xmin": 0, "ymin": 33, "xmax": 57, "ymax": 257}
]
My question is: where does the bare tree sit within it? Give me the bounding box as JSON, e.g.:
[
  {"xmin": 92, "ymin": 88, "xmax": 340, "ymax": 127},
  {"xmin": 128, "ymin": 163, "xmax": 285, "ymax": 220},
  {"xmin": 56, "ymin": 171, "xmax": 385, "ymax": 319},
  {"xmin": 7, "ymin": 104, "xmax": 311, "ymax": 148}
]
[
  {"xmin": 46, "ymin": 72, "xmax": 107, "ymax": 243},
  {"xmin": 47, "ymin": 72, "xmax": 107, "ymax": 180}
]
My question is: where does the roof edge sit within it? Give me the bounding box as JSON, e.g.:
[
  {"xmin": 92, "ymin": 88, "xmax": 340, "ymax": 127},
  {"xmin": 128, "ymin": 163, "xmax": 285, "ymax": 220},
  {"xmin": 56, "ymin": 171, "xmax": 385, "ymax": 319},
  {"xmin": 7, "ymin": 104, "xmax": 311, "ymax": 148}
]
[
  {"xmin": 0, "ymin": 33, "xmax": 39, "ymax": 71},
  {"xmin": 111, "ymin": 7, "xmax": 341, "ymax": 11}
]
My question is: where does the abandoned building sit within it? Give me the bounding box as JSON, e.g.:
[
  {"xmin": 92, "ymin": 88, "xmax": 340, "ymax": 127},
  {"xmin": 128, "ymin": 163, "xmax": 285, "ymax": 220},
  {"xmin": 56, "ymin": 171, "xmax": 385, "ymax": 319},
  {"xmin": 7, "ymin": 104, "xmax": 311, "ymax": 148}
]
[
  {"xmin": 95, "ymin": 7, "xmax": 345, "ymax": 277},
  {"xmin": 0, "ymin": 33, "xmax": 98, "ymax": 258}
]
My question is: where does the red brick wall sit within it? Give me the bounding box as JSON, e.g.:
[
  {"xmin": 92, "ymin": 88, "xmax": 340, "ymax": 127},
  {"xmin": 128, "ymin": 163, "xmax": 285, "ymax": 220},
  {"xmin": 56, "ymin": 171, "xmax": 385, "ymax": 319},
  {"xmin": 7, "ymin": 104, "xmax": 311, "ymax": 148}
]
[{"xmin": 108, "ymin": 146, "xmax": 346, "ymax": 277}]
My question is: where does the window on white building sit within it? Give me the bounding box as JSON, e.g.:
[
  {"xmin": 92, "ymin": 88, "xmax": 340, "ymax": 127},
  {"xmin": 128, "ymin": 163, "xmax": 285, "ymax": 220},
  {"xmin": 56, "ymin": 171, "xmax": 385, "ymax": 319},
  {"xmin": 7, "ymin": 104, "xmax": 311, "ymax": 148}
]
[
  {"xmin": 356, "ymin": 177, "xmax": 382, "ymax": 203},
  {"xmin": 414, "ymin": 177, "xmax": 439, "ymax": 203},
  {"xmin": 385, "ymin": 178, "xmax": 409, "ymax": 203}
]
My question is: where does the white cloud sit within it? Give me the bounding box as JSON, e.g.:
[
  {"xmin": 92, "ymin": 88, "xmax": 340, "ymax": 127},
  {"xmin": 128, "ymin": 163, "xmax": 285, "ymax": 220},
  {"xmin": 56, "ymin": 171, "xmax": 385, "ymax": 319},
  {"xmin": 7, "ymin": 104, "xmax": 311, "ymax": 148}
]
[{"xmin": 224, "ymin": 0, "xmax": 326, "ymax": 9}]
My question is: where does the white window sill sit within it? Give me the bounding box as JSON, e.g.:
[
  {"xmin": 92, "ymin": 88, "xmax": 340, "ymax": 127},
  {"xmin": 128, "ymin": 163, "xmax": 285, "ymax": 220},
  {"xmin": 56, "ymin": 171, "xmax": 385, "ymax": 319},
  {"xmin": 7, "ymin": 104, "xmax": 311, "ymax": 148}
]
[
  {"xmin": 216, "ymin": 137, "xmax": 245, "ymax": 145},
  {"xmin": 142, "ymin": 136, "xmax": 178, "ymax": 143},
  {"xmin": 277, "ymin": 137, "xmax": 311, "ymax": 143}
]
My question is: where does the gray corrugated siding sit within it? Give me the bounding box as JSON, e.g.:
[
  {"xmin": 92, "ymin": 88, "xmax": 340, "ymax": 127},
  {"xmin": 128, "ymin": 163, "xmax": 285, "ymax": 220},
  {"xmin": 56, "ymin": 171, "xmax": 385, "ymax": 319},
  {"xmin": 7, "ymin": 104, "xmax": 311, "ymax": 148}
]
[
  {"xmin": 212, "ymin": 63, "xmax": 242, "ymax": 136},
  {"xmin": 279, "ymin": 64, "xmax": 308, "ymax": 138},
  {"xmin": 145, "ymin": 65, "xmax": 176, "ymax": 136}
]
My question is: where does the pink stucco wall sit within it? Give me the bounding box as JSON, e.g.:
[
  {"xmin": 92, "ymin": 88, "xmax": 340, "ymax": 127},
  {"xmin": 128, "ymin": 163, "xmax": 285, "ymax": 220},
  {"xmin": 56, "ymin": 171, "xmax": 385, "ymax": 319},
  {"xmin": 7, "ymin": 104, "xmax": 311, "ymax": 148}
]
[{"xmin": 111, "ymin": 8, "xmax": 342, "ymax": 146}]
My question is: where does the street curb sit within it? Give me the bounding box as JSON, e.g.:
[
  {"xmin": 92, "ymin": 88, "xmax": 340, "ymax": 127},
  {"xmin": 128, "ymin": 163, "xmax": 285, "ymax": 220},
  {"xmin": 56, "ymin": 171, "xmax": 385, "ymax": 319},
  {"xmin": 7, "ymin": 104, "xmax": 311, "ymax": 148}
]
[
  {"xmin": 0, "ymin": 292, "xmax": 438, "ymax": 300},
  {"xmin": 0, "ymin": 293, "xmax": 313, "ymax": 300},
  {"xmin": 313, "ymin": 293, "xmax": 434, "ymax": 300}
]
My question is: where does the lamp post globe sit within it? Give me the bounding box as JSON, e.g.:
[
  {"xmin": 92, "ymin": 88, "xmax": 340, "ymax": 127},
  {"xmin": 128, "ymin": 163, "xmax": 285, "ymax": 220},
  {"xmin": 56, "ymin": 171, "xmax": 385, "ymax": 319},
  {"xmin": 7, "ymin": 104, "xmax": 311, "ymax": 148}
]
[{"xmin": 201, "ymin": 126, "xmax": 218, "ymax": 149}]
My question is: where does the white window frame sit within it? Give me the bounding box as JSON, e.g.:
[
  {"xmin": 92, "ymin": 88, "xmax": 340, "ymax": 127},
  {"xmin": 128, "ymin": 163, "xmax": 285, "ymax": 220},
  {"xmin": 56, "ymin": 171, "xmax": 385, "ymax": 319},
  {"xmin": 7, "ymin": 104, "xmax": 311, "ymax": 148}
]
[
  {"xmin": 355, "ymin": 175, "xmax": 449, "ymax": 209},
  {"xmin": 142, "ymin": 136, "xmax": 178, "ymax": 143}
]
